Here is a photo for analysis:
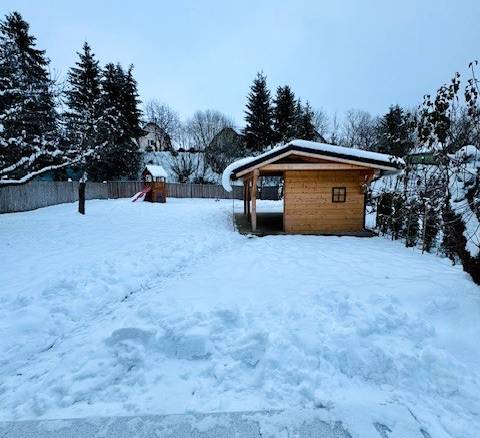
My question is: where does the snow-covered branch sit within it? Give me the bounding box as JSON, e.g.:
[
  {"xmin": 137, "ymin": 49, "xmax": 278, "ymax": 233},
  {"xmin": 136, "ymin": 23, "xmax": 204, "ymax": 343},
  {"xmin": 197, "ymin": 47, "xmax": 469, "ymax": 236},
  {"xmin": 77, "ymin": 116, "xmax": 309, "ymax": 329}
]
[{"xmin": 0, "ymin": 160, "xmax": 76, "ymax": 186}]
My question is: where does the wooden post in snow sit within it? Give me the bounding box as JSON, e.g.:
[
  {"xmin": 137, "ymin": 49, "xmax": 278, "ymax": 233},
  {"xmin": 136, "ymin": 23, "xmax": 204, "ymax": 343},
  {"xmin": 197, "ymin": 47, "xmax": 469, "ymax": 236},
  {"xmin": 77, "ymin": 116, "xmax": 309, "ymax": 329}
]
[
  {"xmin": 252, "ymin": 170, "xmax": 258, "ymax": 232},
  {"xmin": 78, "ymin": 172, "xmax": 87, "ymax": 215},
  {"xmin": 243, "ymin": 179, "xmax": 247, "ymax": 215},
  {"xmin": 246, "ymin": 177, "xmax": 251, "ymax": 220}
]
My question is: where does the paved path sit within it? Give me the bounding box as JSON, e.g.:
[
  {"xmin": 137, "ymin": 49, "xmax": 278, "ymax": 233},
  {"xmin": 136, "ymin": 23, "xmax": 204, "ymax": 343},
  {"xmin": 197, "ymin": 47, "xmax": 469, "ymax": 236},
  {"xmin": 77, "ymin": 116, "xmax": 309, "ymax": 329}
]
[{"xmin": 0, "ymin": 409, "xmax": 436, "ymax": 437}]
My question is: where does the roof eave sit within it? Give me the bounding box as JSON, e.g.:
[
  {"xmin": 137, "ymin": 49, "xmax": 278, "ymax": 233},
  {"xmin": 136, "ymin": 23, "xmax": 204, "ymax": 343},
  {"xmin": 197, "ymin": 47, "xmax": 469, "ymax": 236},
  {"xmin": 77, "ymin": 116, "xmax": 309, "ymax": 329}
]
[{"xmin": 231, "ymin": 145, "xmax": 403, "ymax": 179}]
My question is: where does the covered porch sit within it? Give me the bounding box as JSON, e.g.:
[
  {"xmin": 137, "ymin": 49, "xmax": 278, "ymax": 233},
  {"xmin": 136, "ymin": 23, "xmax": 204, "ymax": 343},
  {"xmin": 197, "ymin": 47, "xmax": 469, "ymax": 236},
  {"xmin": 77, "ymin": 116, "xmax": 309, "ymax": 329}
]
[
  {"xmin": 234, "ymin": 212, "xmax": 284, "ymax": 235},
  {"xmin": 238, "ymin": 167, "xmax": 284, "ymax": 234}
]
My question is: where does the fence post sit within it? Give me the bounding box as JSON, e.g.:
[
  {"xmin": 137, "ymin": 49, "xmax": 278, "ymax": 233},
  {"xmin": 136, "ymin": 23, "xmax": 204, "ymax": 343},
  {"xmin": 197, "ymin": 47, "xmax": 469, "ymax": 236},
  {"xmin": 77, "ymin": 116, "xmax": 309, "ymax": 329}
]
[{"xmin": 78, "ymin": 179, "xmax": 86, "ymax": 215}]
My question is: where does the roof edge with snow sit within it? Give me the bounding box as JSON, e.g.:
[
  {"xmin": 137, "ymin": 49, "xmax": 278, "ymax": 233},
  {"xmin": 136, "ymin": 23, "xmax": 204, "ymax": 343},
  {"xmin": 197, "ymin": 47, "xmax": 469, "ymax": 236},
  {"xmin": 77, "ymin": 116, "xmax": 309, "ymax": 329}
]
[
  {"xmin": 222, "ymin": 140, "xmax": 405, "ymax": 192},
  {"xmin": 145, "ymin": 164, "xmax": 168, "ymax": 178}
]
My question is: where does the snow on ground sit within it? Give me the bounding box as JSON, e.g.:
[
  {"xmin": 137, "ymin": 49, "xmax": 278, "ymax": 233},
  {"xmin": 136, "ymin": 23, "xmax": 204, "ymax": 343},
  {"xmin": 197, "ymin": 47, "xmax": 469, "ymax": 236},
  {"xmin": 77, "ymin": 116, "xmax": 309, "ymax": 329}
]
[{"xmin": 0, "ymin": 199, "xmax": 479, "ymax": 437}]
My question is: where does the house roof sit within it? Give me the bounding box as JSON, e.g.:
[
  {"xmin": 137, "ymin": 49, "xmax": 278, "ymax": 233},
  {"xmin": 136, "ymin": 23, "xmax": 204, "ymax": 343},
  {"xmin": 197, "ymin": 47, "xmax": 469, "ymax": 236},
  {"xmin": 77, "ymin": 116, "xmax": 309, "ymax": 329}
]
[
  {"xmin": 222, "ymin": 140, "xmax": 405, "ymax": 191},
  {"xmin": 231, "ymin": 126, "xmax": 245, "ymax": 136},
  {"xmin": 143, "ymin": 122, "xmax": 161, "ymax": 130},
  {"xmin": 144, "ymin": 165, "xmax": 168, "ymax": 178},
  {"xmin": 213, "ymin": 126, "xmax": 244, "ymax": 138}
]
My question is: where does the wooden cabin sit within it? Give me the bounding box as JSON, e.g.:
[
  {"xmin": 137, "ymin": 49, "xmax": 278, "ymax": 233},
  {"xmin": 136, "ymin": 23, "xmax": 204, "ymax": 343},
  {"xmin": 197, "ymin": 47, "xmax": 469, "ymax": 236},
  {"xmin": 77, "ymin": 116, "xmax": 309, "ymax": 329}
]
[
  {"xmin": 142, "ymin": 165, "xmax": 168, "ymax": 203},
  {"xmin": 223, "ymin": 140, "xmax": 404, "ymax": 235}
]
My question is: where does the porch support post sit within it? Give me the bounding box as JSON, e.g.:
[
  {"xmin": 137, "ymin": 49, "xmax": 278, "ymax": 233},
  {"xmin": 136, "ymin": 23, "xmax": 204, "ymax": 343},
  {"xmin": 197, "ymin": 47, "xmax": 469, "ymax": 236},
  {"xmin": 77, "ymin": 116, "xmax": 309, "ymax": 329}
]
[
  {"xmin": 243, "ymin": 179, "xmax": 247, "ymax": 215},
  {"xmin": 246, "ymin": 176, "xmax": 251, "ymax": 221},
  {"xmin": 252, "ymin": 169, "xmax": 258, "ymax": 232}
]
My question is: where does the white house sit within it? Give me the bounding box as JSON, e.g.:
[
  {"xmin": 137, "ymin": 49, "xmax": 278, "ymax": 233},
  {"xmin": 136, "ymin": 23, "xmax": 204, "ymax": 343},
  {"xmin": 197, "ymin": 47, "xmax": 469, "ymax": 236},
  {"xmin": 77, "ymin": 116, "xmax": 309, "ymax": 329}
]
[{"xmin": 138, "ymin": 123, "xmax": 173, "ymax": 152}]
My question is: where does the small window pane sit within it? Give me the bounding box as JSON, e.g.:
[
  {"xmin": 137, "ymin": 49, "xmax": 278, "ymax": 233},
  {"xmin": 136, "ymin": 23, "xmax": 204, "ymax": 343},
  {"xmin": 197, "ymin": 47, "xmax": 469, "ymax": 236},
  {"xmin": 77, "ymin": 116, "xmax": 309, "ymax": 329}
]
[{"xmin": 332, "ymin": 187, "xmax": 346, "ymax": 202}]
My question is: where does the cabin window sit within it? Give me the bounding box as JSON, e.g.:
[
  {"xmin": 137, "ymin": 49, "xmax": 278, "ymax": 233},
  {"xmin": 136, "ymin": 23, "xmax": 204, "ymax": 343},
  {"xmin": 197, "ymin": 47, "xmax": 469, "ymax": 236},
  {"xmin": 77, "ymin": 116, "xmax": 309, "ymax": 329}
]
[
  {"xmin": 145, "ymin": 174, "xmax": 152, "ymax": 182},
  {"xmin": 332, "ymin": 187, "xmax": 346, "ymax": 203}
]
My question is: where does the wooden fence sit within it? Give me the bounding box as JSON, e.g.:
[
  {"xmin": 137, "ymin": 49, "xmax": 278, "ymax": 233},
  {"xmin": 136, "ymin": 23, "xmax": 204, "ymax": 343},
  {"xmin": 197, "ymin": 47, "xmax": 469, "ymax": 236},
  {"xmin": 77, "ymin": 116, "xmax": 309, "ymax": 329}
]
[
  {"xmin": 0, "ymin": 181, "xmax": 279, "ymax": 214},
  {"xmin": 167, "ymin": 183, "xmax": 244, "ymax": 199}
]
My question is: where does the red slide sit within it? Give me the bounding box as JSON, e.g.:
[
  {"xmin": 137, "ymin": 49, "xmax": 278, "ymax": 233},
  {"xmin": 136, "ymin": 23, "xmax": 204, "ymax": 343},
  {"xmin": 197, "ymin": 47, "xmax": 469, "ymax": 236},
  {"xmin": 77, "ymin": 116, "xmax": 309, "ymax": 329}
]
[{"xmin": 131, "ymin": 186, "xmax": 151, "ymax": 202}]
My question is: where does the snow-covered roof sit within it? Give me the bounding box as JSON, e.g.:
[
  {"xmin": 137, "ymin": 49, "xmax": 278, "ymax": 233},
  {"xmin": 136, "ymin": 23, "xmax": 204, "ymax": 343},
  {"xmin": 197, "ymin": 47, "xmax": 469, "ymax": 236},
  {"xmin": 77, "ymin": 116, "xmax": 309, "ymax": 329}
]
[
  {"xmin": 231, "ymin": 126, "xmax": 245, "ymax": 136},
  {"xmin": 145, "ymin": 164, "xmax": 167, "ymax": 178},
  {"xmin": 222, "ymin": 140, "xmax": 405, "ymax": 191}
]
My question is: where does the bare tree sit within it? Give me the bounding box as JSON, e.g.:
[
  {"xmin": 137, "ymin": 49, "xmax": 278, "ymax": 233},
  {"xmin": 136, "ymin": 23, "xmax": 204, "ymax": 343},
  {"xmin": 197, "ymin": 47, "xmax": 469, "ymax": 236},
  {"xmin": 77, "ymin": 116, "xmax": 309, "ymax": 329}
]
[
  {"xmin": 313, "ymin": 109, "xmax": 329, "ymax": 139},
  {"xmin": 341, "ymin": 109, "xmax": 378, "ymax": 149},
  {"xmin": 449, "ymin": 105, "xmax": 479, "ymax": 152},
  {"xmin": 144, "ymin": 100, "xmax": 181, "ymax": 150},
  {"xmin": 168, "ymin": 125, "xmax": 199, "ymax": 182},
  {"xmin": 168, "ymin": 151, "xmax": 199, "ymax": 183},
  {"xmin": 329, "ymin": 112, "xmax": 341, "ymax": 145},
  {"xmin": 175, "ymin": 123, "xmax": 195, "ymax": 151},
  {"xmin": 186, "ymin": 109, "xmax": 234, "ymax": 151},
  {"xmin": 185, "ymin": 109, "xmax": 234, "ymax": 181}
]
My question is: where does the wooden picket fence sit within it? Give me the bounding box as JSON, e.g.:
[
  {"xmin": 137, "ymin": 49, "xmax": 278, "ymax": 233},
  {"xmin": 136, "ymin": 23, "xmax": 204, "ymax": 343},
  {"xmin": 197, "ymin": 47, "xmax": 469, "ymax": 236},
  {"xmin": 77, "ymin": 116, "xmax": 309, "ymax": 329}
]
[
  {"xmin": 167, "ymin": 183, "xmax": 243, "ymax": 199},
  {"xmin": 0, "ymin": 181, "xmax": 278, "ymax": 214}
]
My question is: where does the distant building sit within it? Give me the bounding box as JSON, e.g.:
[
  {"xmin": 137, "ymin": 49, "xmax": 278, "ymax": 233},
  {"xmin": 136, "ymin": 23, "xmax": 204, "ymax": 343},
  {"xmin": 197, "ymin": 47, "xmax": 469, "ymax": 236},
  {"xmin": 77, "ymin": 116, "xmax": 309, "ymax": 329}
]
[
  {"xmin": 210, "ymin": 126, "xmax": 327, "ymax": 148},
  {"xmin": 139, "ymin": 122, "xmax": 173, "ymax": 152},
  {"xmin": 405, "ymin": 151, "xmax": 439, "ymax": 165},
  {"xmin": 209, "ymin": 126, "xmax": 245, "ymax": 149},
  {"xmin": 312, "ymin": 130, "xmax": 327, "ymax": 143}
]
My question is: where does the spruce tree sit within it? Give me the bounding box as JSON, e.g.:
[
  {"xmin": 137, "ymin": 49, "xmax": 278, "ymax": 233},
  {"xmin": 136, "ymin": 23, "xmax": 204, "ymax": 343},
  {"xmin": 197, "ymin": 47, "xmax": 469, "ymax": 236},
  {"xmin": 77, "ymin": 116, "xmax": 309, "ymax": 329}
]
[
  {"xmin": 244, "ymin": 72, "xmax": 273, "ymax": 152},
  {"xmin": 273, "ymin": 85, "xmax": 296, "ymax": 143},
  {"xmin": 293, "ymin": 98, "xmax": 303, "ymax": 137},
  {"xmin": 296, "ymin": 101, "xmax": 316, "ymax": 140},
  {"xmin": 120, "ymin": 64, "xmax": 142, "ymax": 177},
  {"xmin": 0, "ymin": 12, "xmax": 61, "ymax": 182},
  {"xmin": 376, "ymin": 105, "xmax": 414, "ymax": 156},
  {"xmin": 64, "ymin": 42, "xmax": 101, "ymax": 171},
  {"xmin": 122, "ymin": 65, "xmax": 143, "ymax": 139},
  {"xmin": 89, "ymin": 63, "xmax": 140, "ymax": 181}
]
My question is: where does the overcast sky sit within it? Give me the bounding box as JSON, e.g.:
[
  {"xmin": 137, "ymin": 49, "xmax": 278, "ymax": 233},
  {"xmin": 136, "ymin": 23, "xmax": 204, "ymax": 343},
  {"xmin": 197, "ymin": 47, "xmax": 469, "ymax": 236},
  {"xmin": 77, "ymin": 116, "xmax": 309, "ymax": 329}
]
[{"xmin": 2, "ymin": 0, "xmax": 479, "ymax": 125}]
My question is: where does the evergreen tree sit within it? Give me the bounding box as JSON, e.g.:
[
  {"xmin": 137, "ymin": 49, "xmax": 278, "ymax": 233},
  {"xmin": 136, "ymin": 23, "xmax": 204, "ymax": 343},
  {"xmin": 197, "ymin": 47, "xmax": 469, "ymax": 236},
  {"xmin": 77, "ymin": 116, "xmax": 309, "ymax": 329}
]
[
  {"xmin": 122, "ymin": 65, "xmax": 143, "ymax": 139},
  {"xmin": 64, "ymin": 42, "xmax": 101, "ymax": 171},
  {"xmin": 244, "ymin": 72, "xmax": 273, "ymax": 152},
  {"xmin": 296, "ymin": 101, "xmax": 316, "ymax": 140},
  {"xmin": 273, "ymin": 85, "xmax": 296, "ymax": 143},
  {"xmin": 89, "ymin": 63, "xmax": 141, "ymax": 181},
  {"xmin": 376, "ymin": 105, "xmax": 414, "ymax": 156},
  {"xmin": 404, "ymin": 198, "xmax": 420, "ymax": 247},
  {"xmin": 293, "ymin": 98, "xmax": 303, "ymax": 137},
  {"xmin": 0, "ymin": 12, "xmax": 62, "ymax": 183},
  {"xmin": 423, "ymin": 201, "xmax": 440, "ymax": 253}
]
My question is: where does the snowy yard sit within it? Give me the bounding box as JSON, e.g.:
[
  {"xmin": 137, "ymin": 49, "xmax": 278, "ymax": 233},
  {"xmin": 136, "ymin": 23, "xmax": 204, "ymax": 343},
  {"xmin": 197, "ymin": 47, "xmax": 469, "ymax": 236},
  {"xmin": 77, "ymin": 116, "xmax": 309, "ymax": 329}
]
[{"xmin": 0, "ymin": 199, "xmax": 479, "ymax": 437}]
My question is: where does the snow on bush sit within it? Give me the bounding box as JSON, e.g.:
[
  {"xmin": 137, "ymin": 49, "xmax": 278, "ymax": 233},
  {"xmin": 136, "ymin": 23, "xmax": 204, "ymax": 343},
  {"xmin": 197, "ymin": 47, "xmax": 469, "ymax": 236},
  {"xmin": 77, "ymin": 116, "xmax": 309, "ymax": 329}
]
[{"xmin": 449, "ymin": 145, "xmax": 480, "ymax": 257}]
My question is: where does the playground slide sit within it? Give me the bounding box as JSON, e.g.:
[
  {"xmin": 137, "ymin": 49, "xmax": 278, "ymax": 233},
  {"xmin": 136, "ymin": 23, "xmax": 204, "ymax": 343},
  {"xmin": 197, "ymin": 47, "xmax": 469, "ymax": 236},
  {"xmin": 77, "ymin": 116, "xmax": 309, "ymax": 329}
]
[{"xmin": 131, "ymin": 186, "xmax": 151, "ymax": 202}]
